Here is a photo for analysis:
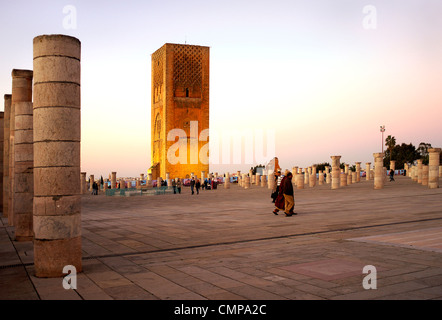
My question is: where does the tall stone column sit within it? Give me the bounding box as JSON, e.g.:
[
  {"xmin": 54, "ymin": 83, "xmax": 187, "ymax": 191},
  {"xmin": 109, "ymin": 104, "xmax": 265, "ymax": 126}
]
[
  {"xmin": 347, "ymin": 170, "xmax": 352, "ymax": 185},
  {"xmin": 412, "ymin": 165, "xmax": 418, "ymax": 182},
  {"xmin": 417, "ymin": 159, "xmax": 423, "ymax": 184},
  {"xmin": 390, "ymin": 160, "xmax": 396, "ymax": 171},
  {"xmin": 80, "ymin": 172, "xmax": 87, "ymax": 194},
  {"xmin": 330, "ymin": 156, "xmax": 341, "ymax": 189},
  {"xmin": 318, "ymin": 170, "xmax": 324, "ymax": 185},
  {"xmin": 309, "ymin": 165, "xmax": 317, "ymax": 187},
  {"xmin": 268, "ymin": 172, "xmax": 274, "ymax": 190},
  {"xmin": 147, "ymin": 173, "xmax": 153, "ymax": 187},
  {"xmin": 10, "ymin": 69, "xmax": 33, "ymax": 227},
  {"xmin": 296, "ymin": 170, "xmax": 304, "ymax": 189},
  {"xmin": 201, "ymin": 171, "xmax": 205, "ymax": 182},
  {"xmin": 344, "ymin": 164, "xmax": 349, "ymax": 175},
  {"xmin": 340, "ymin": 169, "xmax": 347, "ymax": 187},
  {"xmin": 304, "ymin": 168, "xmax": 309, "ymax": 185},
  {"xmin": 111, "ymin": 172, "xmax": 117, "ymax": 189},
  {"xmin": 355, "ymin": 162, "xmax": 361, "ymax": 182},
  {"xmin": 428, "ymin": 148, "xmax": 441, "ymax": 189},
  {"xmin": 352, "ymin": 171, "xmax": 357, "ymax": 184},
  {"xmin": 422, "ymin": 165, "xmax": 429, "ymax": 186},
  {"xmin": 89, "ymin": 174, "xmax": 94, "ymax": 192},
  {"xmin": 373, "ymin": 153, "xmax": 384, "ymax": 189},
  {"xmin": 255, "ymin": 173, "xmax": 260, "ymax": 187},
  {"xmin": 439, "ymin": 165, "xmax": 442, "ymax": 178},
  {"xmin": 2, "ymin": 95, "xmax": 11, "ymax": 219},
  {"xmin": 13, "ymin": 95, "xmax": 34, "ymax": 241},
  {"xmin": 261, "ymin": 175, "xmax": 266, "ymax": 187},
  {"xmin": 244, "ymin": 175, "xmax": 250, "ymax": 189},
  {"xmin": 366, "ymin": 163, "xmax": 371, "ymax": 180},
  {"xmin": 325, "ymin": 166, "xmax": 331, "ymax": 184},
  {"xmin": 224, "ymin": 172, "xmax": 230, "ymax": 189},
  {"xmin": 292, "ymin": 167, "xmax": 298, "ymax": 181},
  {"xmin": 33, "ymin": 34, "xmax": 82, "ymax": 277}
]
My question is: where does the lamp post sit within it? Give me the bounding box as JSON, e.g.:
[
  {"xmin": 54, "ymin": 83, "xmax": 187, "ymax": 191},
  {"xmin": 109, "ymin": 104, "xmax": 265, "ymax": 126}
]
[{"xmin": 380, "ymin": 125, "xmax": 385, "ymax": 153}]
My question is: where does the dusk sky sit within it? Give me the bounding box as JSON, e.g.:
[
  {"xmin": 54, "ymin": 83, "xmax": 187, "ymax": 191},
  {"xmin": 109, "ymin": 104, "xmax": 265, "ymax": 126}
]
[{"xmin": 1, "ymin": 0, "xmax": 441, "ymax": 178}]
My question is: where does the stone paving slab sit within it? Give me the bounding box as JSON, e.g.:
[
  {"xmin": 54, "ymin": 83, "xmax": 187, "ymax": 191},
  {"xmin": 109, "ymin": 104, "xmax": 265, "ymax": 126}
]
[
  {"xmin": 0, "ymin": 176, "xmax": 441, "ymax": 301},
  {"xmin": 349, "ymin": 227, "xmax": 442, "ymax": 253}
]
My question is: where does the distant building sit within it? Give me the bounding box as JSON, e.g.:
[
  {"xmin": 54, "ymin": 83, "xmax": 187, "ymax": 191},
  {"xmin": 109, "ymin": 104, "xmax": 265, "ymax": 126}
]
[{"xmin": 150, "ymin": 43, "xmax": 210, "ymax": 179}]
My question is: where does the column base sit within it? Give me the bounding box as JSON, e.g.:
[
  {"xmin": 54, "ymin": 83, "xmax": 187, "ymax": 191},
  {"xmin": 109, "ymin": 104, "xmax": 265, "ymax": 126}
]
[{"xmin": 34, "ymin": 236, "xmax": 82, "ymax": 278}]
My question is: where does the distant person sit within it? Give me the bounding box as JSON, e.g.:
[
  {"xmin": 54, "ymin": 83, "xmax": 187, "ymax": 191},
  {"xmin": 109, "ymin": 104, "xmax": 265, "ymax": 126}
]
[
  {"xmin": 190, "ymin": 177, "xmax": 196, "ymax": 195},
  {"xmin": 282, "ymin": 172, "xmax": 295, "ymax": 216},
  {"xmin": 271, "ymin": 170, "xmax": 281, "ymax": 203},
  {"xmin": 272, "ymin": 171, "xmax": 286, "ymax": 215},
  {"xmin": 389, "ymin": 169, "xmax": 395, "ymax": 182},
  {"xmin": 172, "ymin": 178, "xmax": 177, "ymax": 194},
  {"xmin": 195, "ymin": 179, "xmax": 201, "ymax": 195},
  {"xmin": 403, "ymin": 169, "xmax": 407, "ymax": 176},
  {"xmin": 92, "ymin": 181, "xmax": 98, "ymax": 195},
  {"xmin": 176, "ymin": 178, "xmax": 182, "ymax": 194}
]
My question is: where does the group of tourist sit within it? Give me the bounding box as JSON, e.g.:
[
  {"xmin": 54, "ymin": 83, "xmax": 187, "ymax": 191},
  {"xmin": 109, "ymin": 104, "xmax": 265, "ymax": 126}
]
[
  {"xmin": 171, "ymin": 178, "xmax": 183, "ymax": 194},
  {"xmin": 271, "ymin": 169, "xmax": 296, "ymax": 217},
  {"xmin": 268, "ymin": 167, "xmax": 398, "ymax": 216},
  {"xmin": 189, "ymin": 177, "xmax": 218, "ymax": 195}
]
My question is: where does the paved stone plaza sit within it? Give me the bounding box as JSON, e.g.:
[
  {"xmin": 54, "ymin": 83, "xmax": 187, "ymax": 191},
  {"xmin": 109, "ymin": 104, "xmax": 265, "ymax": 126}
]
[{"xmin": 1, "ymin": 175, "xmax": 441, "ymax": 300}]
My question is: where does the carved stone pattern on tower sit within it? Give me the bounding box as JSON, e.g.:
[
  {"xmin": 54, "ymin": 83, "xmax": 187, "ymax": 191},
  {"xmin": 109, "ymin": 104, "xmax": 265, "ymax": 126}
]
[
  {"xmin": 173, "ymin": 45, "xmax": 202, "ymax": 89},
  {"xmin": 152, "ymin": 46, "xmax": 164, "ymax": 89}
]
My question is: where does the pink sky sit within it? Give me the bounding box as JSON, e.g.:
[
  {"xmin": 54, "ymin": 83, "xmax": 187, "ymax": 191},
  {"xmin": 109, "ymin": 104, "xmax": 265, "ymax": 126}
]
[{"xmin": 0, "ymin": 0, "xmax": 441, "ymax": 178}]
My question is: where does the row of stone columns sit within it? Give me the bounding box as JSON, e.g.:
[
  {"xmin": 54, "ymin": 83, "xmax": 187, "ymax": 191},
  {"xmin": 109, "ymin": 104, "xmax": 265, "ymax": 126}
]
[
  {"xmin": 289, "ymin": 157, "xmax": 374, "ymax": 190},
  {"xmin": 232, "ymin": 170, "xmax": 268, "ymax": 190},
  {"xmin": 406, "ymin": 148, "xmax": 441, "ymax": 189},
  {"xmin": 13, "ymin": 69, "xmax": 34, "ymax": 241},
  {"xmin": 1, "ymin": 34, "xmax": 82, "ymax": 278}
]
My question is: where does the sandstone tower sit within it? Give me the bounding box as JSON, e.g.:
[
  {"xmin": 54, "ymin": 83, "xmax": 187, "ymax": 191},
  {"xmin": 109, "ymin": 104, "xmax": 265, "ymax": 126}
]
[{"xmin": 150, "ymin": 43, "xmax": 210, "ymax": 179}]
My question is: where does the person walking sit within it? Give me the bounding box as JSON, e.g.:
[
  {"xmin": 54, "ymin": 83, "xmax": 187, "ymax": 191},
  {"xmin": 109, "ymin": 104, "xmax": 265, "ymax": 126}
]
[
  {"xmin": 172, "ymin": 178, "xmax": 177, "ymax": 194},
  {"xmin": 176, "ymin": 178, "xmax": 182, "ymax": 194},
  {"xmin": 195, "ymin": 179, "xmax": 201, "ymax": 195},
  {"xmin": 389, "ymin": 169, "xmax": 395, "ymax": 182},
  {"xmin": 282, "ymin": 172, "xmax": 296, "ymax": 216},
  {"xmin": 271, "ymin": 170, "xmax": 282, "ymax": 203},
  {"xmin": 92, "ymin": 181, "xmax": 98, "ymax": 195},
  {"xmin": 272, "ymin": 171, "xmax": 286, "ymax": 215},
  {"xmin": 190, "ymin": 177, "xmax": 195, "ymax": 195}
]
